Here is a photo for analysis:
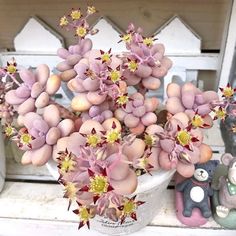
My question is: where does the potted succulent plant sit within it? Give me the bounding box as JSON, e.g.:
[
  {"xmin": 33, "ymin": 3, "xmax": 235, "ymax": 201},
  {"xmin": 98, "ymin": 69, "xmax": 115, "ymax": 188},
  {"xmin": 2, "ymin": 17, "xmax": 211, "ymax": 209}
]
[{"xmin": 0, "ymin": 5, "xmax": 230, "ymax": 234}]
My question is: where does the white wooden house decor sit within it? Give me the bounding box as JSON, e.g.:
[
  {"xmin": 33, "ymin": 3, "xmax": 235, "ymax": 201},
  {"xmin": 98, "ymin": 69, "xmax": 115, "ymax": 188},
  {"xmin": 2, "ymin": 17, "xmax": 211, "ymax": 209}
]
[
  {"xmin": 217, "ymin": 0, "xmax": 236, "ymax": 91},
  {"xmin": 154, "ymin": 15, "xmax": 219, "ymax": 98},
  {"xmin": 155, "ymin": 15, "xmax": 201, "ymax": 55},
  {"xmin": 87, "ymin": 17, "xmax": 126, "ymax": 52},
  {"xmin": 14, "ymin": 17, "xmax": 64, "ymax": 53}
]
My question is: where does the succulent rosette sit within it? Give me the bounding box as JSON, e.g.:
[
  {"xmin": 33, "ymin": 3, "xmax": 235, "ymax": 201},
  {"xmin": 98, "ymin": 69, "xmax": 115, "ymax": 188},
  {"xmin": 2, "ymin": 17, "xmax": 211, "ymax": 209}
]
[
  {"xmin": 153, "ymin": 113, "xmax": 212, "ymax": 177},
  {"xmin": 120, "ymin": 23, "xmax": 172, "ymax": 90},
  {"xmin": 14, "ymin": 104, "xmax": 75, "ymax": 166},
  {"xmin": 166, "ymin": 82, "xmax": 219, "ymax": 127},
  {"xmin": 57, "ymin": 38, "xmax": 93, "ymax": 82},
  {"xmin": 56, "ymin": 7, "xmax": 97, "ymax": 82},
  {"xmin": 211, "ymin": 83, "xmax": 236, "ymax": 121},
  {"xmin": 0, "ymin": 60, "xmax": 18, "ymax": 123},
  {"xmin": 69, "ymin": 49, "xmax": 125, "ymax": 113},
  {"xmin": 5, "ymin": 64, "xmax": 61, "ymax": 118},
  {"xmin": 114, "ymin": 92, "xmax": 159, "ymax": 134},
  {"xmin": 81, "ymin": 102, "xmax": 113, "ymax": 123}
]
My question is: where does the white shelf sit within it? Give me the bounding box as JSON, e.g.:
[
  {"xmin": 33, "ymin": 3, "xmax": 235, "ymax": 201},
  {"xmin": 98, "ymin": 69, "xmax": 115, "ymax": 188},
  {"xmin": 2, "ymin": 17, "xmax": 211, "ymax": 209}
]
[{"xmin": 0, "ymin": 181, "xmax": 235, "ymax": 236}]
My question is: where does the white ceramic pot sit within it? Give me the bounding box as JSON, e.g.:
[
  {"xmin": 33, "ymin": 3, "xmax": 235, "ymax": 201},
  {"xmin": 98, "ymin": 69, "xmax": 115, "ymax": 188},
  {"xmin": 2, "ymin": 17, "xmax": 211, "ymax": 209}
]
[
  {"xmin": 46, "ymin": 159, "xmax": 175, "ymax": 235},
  {"xmin": 0, "ymin": 125, "xmax": 6, "ymax": 192}
]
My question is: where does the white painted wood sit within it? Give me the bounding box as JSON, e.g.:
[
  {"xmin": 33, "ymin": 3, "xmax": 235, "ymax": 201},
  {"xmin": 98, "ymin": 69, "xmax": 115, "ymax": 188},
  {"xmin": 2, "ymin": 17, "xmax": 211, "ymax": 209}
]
[
  {"xmin": 217, "ymin": 0, "xmax": 236, "ymax": 90},
  {"xmin": 0, "ymin": 182, "xmax": 235, "ymax": 236},
  {"xmin": 88, "ymin": 17, "xmax": 127, "ymax": 52},
  {"xmin": 169, "ymin": 53, "xmax": 219, "ymax": 70},
  {"xmin": 14, "ymin": 17, "xmax": 64, "ymax": 53},
  {"xmin": 0, "ymin": 218, "xmax": 234, "ymax": 236},
  {"xmin": 0, "ymin": 182, "xmax": 221, "ymax": 227},
  {"xmin": 154, "ymin": 15, "xmax": 221, "ymax": 97},
  {"xmin": 155, "ymin": 15, "xmax": 201, "ymax": 55},
  {"xmin": 163, "ymin": 52, "xmax": 219, "ymax": 97},
  {"xmin": 203, "ymin": 120, "xmax": 225, "ymax": 154}
]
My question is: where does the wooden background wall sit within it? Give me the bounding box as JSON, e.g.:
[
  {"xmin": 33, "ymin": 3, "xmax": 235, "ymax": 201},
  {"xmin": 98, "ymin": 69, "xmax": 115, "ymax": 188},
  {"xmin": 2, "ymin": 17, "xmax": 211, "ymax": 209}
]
[{"xmin": 0, "ymin": 0, "xmax": 231, "ymax": 51}]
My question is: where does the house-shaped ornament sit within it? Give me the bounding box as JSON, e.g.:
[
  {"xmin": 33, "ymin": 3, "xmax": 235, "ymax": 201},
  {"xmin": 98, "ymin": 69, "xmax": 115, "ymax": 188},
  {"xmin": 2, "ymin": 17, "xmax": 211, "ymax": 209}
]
[
  {"xmin": 153, "ymin": 15, "xmax": 202, "ymax": 97},
  {"xmin": 14, "ymin": 16, "xmax": 64, "ymax": 53},
  {"xmin": 87, "ymin": 17, "xmax": 127, "ymax": 52}
]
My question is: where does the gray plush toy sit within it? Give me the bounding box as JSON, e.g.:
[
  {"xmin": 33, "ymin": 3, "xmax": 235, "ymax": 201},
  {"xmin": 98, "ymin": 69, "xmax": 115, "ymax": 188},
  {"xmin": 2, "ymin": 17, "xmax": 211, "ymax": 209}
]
[
  {"xmin": 214, "ymin": 153, "xmax": 236, "ymax": 218},
  {"xmin": 176, "ymin": 160, "xmax": 219, "ymax": 218}
]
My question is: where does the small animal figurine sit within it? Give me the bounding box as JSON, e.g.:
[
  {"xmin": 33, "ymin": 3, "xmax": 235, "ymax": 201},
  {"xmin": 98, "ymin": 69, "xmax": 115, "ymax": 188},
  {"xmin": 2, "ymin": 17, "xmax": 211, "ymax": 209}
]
[
  {"xmin": 176, "ymin": 160, "xmax": 219, "ymax": 220},
  {"xmin": 214, "ymin": 153, "xmax": 236, "ymax": 218}
]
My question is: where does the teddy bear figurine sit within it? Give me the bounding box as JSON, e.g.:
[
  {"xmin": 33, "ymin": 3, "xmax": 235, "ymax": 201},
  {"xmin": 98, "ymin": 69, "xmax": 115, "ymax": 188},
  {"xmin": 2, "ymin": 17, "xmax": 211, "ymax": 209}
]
[
  {"xmin": 212, "ymin": 153, "xmax": 236, "ymax": 229},
  {"xmin": 175, "ymin": 160, "xmax": 219, "ymax": 226}
]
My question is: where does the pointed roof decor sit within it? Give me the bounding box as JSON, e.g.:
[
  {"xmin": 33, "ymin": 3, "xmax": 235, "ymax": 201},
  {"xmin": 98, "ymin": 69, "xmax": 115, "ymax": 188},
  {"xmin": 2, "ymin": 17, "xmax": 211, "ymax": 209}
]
[
  {"xmin": 154, "ymin": 15, "xmax": 201, "ymax": 54},
  {"xmin": 14, "ymin": 16, "xmax": 64, "ymax": 53},
  {"xmin": 87, "ymin": 17, "xmax": 127, "ymax": 52}
]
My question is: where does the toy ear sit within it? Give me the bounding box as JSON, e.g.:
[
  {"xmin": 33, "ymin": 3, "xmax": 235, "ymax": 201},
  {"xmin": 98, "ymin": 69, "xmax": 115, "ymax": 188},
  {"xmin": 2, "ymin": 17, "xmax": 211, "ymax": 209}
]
[
  {"xmin": 212, "ymin": 160, "xmax": 220, "ymax": 167},
  {"xmin": 221, "ymin": 153, "xmax": 234, "ymax": 166}
]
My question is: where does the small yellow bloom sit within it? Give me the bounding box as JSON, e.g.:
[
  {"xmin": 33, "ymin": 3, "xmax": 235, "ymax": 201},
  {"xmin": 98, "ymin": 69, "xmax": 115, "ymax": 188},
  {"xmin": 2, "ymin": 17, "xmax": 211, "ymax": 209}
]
[
  {"xmin": 222, "ymin": 87, "xmax": 234, "ymax": 98},
  {"xmin": 105, "ymin": 129, "xmax": 121, "ymax": 144},
  {"xmin": 128, "ymin": 60, "xmax": 138, "ymax": 72},
  {"xmin": 101, "ymin": 53, "xmax": 111, "ymax": 63},
  {"xmin": 60, "ymin": 155, "xmax": 76, "ymax": 174},
  {"xmin": 123, "ymin": 199, "xmax": 136, "ymax": 215},
  {"xmin": 4, "ymin": 125, "xmax": 15, "ymax": 137},
  {"xmin": 79, "ymin": 207, "xmax": 91, "ymax": 223},
  {"xmin": 64, "ymin": 182, "xmax": 77, "ymax": 200},
  {"xmin": 121, "ymin": 33, "xmax": 132, "ymax": 43},
  {"xmin": 143, "ymin": 37, "xmax": 154, "ymax": 47},
  {"xmin": 87, "ymin": 6, "xmax": 97, "ymax": 15},
  {"xmin": 215, "ymin": 107, "xmax": 227, "ymax": 120},
  {"xmin": 191, "ymin": 114, "xmax": 204, "ymax": 128},
  {"xmin": 70, "ymin": 10, "xmax": 82, "ymax": 20},
  {"xmin": 89, "ymin": 175, "xmax": 109, "ymax": 195},
  {"xmin": 86, "ymin": 134, "xmax": 101, "ymax": 147},
  {"xmin": 6, "ymin": 63, "xmax": 17, "ymax": 74},
  {"xmin": 118, "ymin": 196, "xmax": 144, "ymax": 223},
  {"xmin": 76, "ymin": 26, "xmax": 87, "ymax": 38},
  {"xmin": 20, "ymin": 133, "xmax": 32, "ymax": 146},
  {"xmin": 109, "ymin": 70, "xmax": 121, "ymax": 83},
  {"xmin": 59, "ymin": 16, "xmax": 69, "ymax": 27},
  {"xmin": 116, "ymin": 94, "xmax": 129, "ymax": 106},
  {"xmin": 176, "ymin": 130, "xmax": 191, "ymax": 146}
]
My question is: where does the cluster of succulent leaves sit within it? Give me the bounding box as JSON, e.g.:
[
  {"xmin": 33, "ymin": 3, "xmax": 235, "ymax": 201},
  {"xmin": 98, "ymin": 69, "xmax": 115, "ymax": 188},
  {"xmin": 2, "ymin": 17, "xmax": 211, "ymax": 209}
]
[
  {"xmin": 212, "ymin": 83, "xmax": 236, "ymax": 122},
  {"xmin": 0, "ymin": 60, "xmax": 17, "ymax": 124},
  {"xmin": 57, "ymin": 121, "xmax": 146, "ymax": 229}
]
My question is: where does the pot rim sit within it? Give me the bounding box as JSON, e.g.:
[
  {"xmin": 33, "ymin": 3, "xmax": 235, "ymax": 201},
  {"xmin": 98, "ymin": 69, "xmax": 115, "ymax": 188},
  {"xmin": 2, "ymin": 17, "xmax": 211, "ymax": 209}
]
[{"xmin": 46, "ymin": 159, "xmax": 175, "ymax": 194}]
